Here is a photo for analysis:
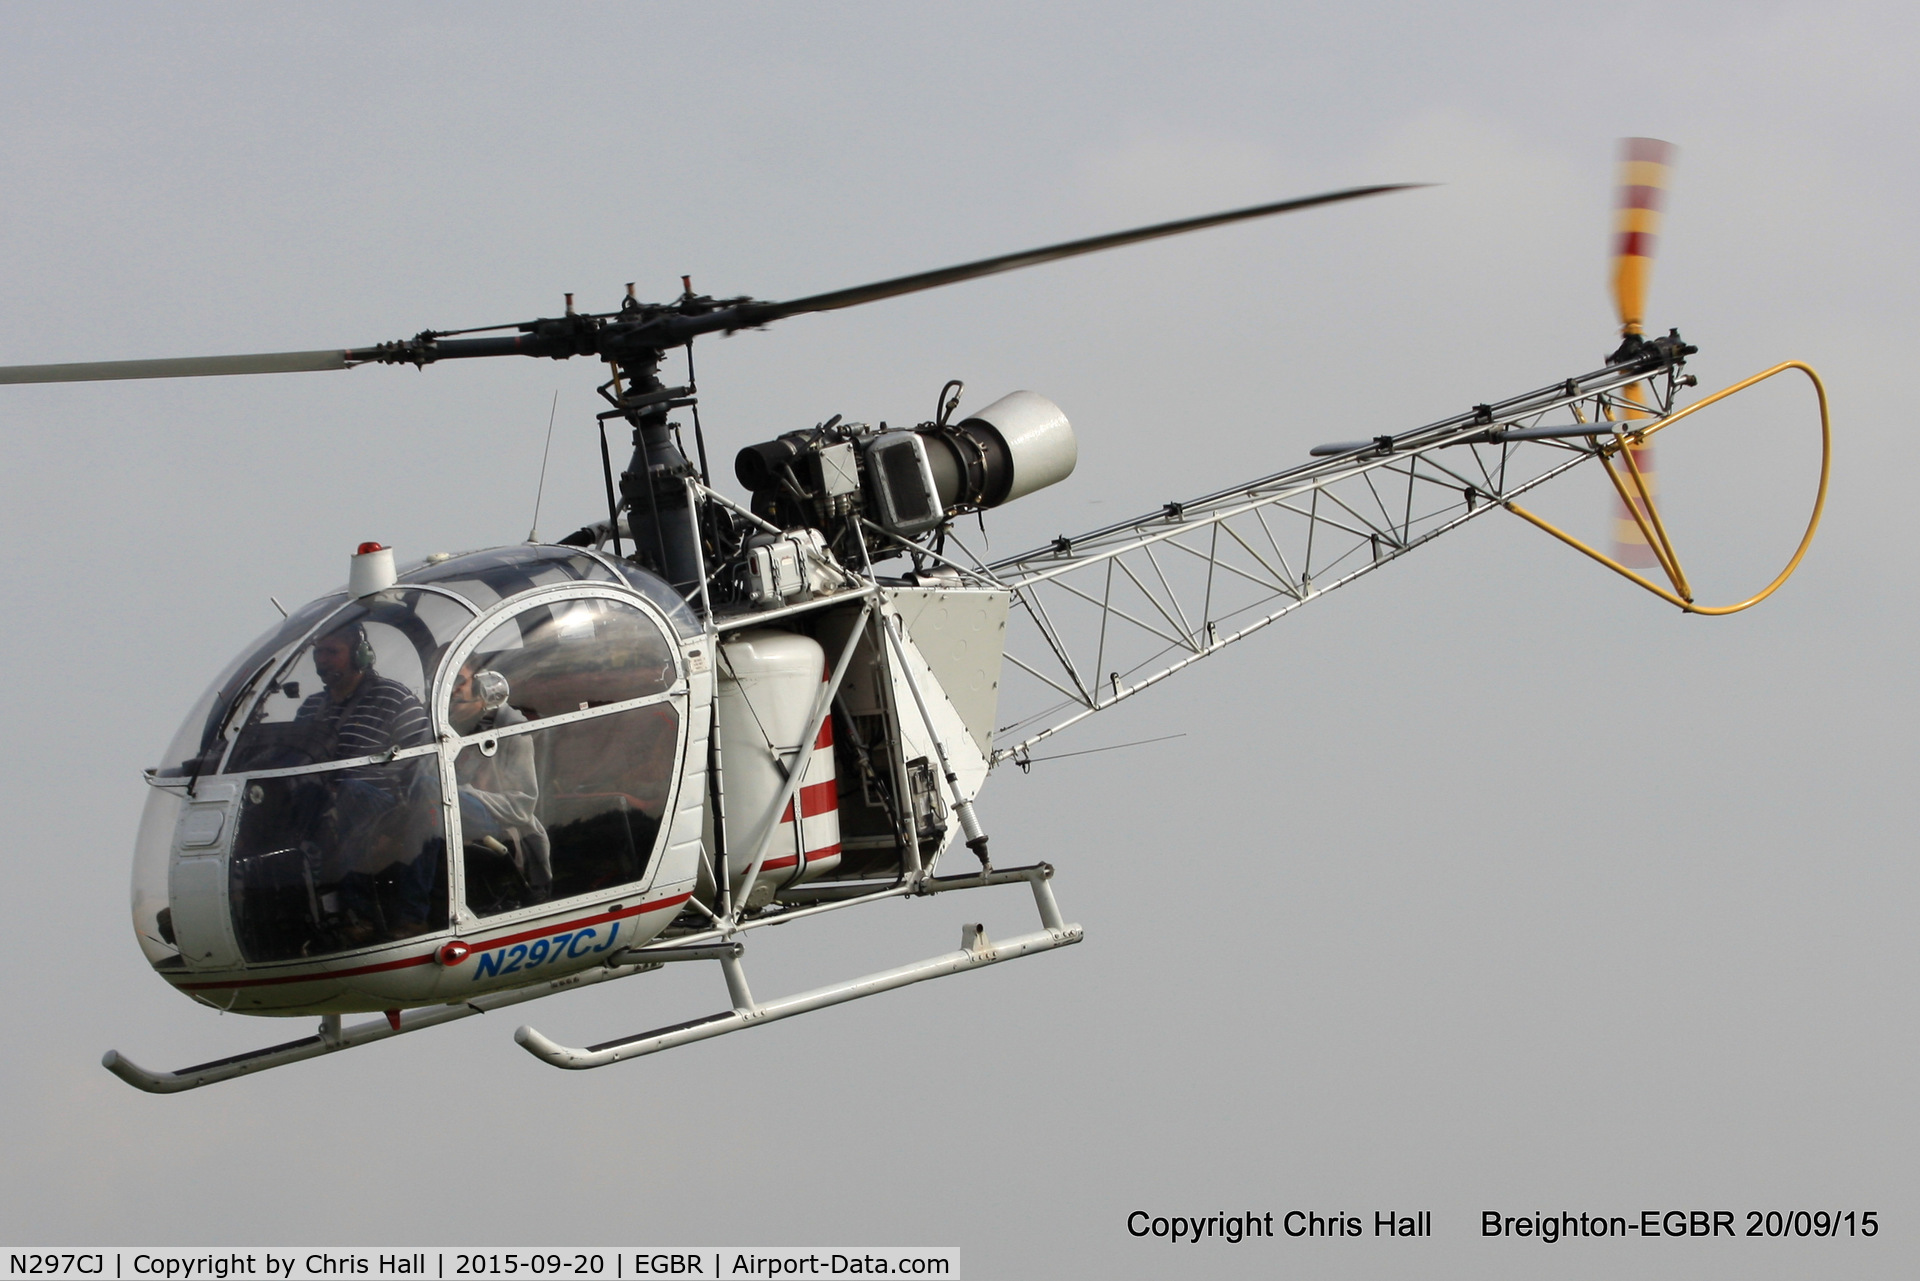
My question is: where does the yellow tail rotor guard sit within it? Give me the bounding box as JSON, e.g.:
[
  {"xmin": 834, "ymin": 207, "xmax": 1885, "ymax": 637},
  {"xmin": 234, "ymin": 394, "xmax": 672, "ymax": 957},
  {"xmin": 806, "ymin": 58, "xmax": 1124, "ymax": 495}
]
[{"xmin": 1504, "ymin": 360, "xmax": 1831, "ymax": 615}]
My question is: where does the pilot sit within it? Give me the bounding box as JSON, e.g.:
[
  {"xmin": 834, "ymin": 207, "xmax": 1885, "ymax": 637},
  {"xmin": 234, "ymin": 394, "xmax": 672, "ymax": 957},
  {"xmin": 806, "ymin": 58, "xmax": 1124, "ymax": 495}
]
[
  {"xmin": 449, "ymin": 662, "xmax": 551, "ymax": 903},
  {"xmin": 297, "ymin": 622, "xmax": 431, "ymax": 762},
  {"xmin": 295, "ymin": 621, "xmax": 435, "ymax": 935}
]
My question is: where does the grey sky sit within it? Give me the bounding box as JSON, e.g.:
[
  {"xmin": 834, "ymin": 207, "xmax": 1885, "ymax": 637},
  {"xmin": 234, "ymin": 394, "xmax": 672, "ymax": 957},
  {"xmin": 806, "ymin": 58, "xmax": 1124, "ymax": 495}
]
[{"xmin": 1, "ymin": 3, "xmax": 1913, "ymax": 1277}]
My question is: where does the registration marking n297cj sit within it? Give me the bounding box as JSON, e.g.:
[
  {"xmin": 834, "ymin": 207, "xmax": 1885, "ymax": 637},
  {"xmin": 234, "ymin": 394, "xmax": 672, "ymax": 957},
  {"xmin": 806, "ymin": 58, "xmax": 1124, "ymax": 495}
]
[{"xmin": 473, "ymin": 923, "xmax": 623, "ymax": 980}]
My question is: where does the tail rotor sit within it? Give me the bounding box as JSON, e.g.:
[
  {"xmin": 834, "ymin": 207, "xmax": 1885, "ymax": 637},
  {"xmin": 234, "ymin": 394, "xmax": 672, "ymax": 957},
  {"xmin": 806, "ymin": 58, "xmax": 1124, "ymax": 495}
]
[{"xmin": 1608, "ymin": 137, "xmax": 1676, "ymax": 567}]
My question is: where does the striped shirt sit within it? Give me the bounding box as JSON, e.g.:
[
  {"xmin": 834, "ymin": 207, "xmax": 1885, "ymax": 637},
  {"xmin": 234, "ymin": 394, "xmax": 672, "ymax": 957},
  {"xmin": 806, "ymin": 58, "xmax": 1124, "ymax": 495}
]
[{"xmin": 294, "ymin": 671, "xmax": 431, "ymax": 765}]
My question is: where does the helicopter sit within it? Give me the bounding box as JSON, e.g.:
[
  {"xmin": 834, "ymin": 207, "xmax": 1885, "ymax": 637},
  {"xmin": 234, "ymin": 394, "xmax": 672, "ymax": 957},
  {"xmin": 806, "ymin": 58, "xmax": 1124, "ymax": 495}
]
[{"xmin": 0, "ymin": 146, "xmax": 1829, "ymax": 1093}]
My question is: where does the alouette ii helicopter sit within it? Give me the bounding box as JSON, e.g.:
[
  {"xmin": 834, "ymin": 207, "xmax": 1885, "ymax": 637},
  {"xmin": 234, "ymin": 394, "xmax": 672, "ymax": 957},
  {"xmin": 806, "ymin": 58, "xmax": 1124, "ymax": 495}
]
[{"xmin": 1, "ymin": 140, "xmax": 1828, "ymax": 1092}]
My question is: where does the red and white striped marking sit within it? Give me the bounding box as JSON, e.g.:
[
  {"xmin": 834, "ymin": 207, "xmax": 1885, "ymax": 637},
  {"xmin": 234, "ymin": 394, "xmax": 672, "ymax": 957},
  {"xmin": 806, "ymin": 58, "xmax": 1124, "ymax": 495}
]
[{"xmin": 766, "ymin": 669, "xmax": 842, "ymax": 879}]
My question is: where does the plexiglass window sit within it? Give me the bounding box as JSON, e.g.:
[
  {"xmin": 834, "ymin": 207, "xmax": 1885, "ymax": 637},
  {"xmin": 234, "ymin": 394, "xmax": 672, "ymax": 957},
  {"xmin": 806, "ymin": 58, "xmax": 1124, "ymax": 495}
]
[
  {"xmin": 458, "ymin": 705, "xmax": 680, "ymax": 917},
  {"xmin": 461, "ymin": 596, "xmax": 676, "ymax": 720},
  {"xmin": 403, "ymin": 546, "xmax": 619, "ymax": 612},
  {"xmin": 451, "ymin": 595, "xmax": 680, "ymax": 917},
  {"xmin": 154, "ymin": 592, "xmax": 346, "ymax": 781},
  {"xmin": 227, "ymin": 590, "xmax": 472, "ymax": 774},
  {"xmin": 228, "ymin": 755, "xmax": 447, "ymax": 960},
  {"xmin": 402, "ymin": 545, "xmax": 701, "ymax": 637}
]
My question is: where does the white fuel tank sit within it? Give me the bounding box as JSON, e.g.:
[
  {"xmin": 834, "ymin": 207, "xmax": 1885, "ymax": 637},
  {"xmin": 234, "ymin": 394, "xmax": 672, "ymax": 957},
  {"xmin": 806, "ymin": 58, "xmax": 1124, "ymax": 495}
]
[{"xmin": 712, "ymin": 630, "xmax": 842, "ymax": 906}]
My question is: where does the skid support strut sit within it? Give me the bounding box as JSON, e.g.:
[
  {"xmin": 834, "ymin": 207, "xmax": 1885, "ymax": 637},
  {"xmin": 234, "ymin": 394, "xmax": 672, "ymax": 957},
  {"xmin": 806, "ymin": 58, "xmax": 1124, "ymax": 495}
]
[{"xmin": 515, "ymin": 864, "xmax": 1081, "ymax": 1070}]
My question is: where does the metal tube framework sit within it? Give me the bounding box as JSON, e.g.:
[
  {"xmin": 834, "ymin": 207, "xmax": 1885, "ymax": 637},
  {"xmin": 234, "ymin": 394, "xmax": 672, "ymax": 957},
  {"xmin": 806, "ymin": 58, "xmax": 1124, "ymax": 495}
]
[{"xmin": 911, "ymin": 352, "xmax": 1823, "ymax": 765}]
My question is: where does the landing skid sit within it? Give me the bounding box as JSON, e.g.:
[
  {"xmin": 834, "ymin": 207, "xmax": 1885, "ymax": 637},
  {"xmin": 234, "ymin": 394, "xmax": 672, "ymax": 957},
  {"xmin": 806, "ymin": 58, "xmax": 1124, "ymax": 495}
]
[
  {"xmin": 519, "ymin": 864, "xmax": 1081, "ymax": 1068},
  {"xmin": 104, "ymin": 863, "xmax": 1079, "ymax": 1093}
]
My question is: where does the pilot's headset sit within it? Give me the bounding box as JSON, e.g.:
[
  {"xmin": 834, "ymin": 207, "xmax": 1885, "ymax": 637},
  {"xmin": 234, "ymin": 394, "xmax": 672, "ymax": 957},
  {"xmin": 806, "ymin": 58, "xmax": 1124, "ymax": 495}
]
[{"xmin": 344, "ymin": 623, "xmax": 376, "ymax": 672}]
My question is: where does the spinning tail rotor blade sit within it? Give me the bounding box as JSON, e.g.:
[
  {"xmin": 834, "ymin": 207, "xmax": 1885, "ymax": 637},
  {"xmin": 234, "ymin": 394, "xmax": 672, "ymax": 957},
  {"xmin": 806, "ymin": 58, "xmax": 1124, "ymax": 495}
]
[
  {"xmin": 741, "ymin": 185, "xmax": 1423, "ymax": 324},
  {"xmin": 1609, "ymin": 138, "xmax": 1676, "ymax": 569},
  {"xmin": 0, "ymin": 349, "xmax": 352, "ymax": 385},
  {"xmin": 1612, "ymin": 137, "xmax": 1674, "ymax": 337}
]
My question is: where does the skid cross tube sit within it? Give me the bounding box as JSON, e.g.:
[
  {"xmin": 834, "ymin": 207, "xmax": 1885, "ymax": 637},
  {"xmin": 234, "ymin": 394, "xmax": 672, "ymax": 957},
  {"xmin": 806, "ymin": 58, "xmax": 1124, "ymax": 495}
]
[{"xmin": 514, "ymin": 864, "xmax": 1080, "ymax": 1070}]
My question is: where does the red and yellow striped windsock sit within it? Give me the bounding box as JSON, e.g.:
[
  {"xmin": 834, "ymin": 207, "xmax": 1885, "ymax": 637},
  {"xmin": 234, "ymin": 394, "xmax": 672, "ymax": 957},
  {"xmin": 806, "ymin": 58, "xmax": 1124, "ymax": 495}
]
[{"xmin": 1610, "ymin": 137, "xmax": 1676, "ymax": 568}]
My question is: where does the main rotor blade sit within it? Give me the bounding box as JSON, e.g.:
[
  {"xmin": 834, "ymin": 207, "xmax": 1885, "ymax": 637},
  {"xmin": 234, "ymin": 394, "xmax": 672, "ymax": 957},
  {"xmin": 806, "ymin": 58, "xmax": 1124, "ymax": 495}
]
[
  {"xmin": 742, "ymin": 184, "xmax": 1423, "ymax": 324},
  {"xmin": 5, "ymin": 185, "xmax": 1423, "ymax": 379},
  {"xmin": 0, "ymin": 349, "xmax": 350, "ymax": 385}
]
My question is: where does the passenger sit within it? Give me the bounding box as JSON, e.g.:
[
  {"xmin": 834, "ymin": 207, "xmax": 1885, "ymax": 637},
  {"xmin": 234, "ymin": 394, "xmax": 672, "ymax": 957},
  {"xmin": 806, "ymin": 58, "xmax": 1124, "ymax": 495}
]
[{"xmin": 449, "ymin": 663, "xmax": 551, "ymax": 903}]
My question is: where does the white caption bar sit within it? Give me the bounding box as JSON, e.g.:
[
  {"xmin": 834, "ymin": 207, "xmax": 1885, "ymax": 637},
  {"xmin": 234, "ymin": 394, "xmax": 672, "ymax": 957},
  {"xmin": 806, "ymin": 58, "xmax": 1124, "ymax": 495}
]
[{"xmin": 3, "ymin": 1252, "xmax": 959, "ymax": 1281}]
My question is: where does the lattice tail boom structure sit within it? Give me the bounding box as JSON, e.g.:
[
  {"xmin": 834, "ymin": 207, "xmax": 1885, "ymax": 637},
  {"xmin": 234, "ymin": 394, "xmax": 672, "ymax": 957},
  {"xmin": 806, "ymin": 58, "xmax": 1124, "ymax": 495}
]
[{"xmin": 954, "ymin": 339, "xmax": 1697, "ymax": 765}]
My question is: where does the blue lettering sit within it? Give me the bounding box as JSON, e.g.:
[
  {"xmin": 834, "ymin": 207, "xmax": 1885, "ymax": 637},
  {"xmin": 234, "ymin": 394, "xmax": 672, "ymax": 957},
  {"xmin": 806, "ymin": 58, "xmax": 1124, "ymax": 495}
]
[{"xmin": 474, "ymin": 923, "xmax": 626, "ymax": 981}]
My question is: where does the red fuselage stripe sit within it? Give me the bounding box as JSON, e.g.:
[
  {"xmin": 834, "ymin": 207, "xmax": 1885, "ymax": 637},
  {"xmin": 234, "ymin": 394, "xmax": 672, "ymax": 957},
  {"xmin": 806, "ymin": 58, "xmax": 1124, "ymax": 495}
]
[
  {"xmin": 780, "ymin": 779, "xmax": 840, "ymax": 823},
  {"xmin": 172, "ymin": 892, "xmax": 693, "ymax": 991},
  {"xmin": 756, "ymin": 842, "xmax": 841, "ymax": 874}
]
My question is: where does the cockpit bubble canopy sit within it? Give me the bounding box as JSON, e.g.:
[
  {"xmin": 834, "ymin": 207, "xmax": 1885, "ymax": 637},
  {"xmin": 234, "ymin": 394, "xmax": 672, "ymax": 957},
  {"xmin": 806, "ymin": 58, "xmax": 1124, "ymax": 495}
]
[
  {"xmin": 136, "ymin": 544, "xmax": 694, "ymax": 971},
  {"xmin": 147, "ymin": 544, "xmax": 693, "ymax": 786},
  {"xmin": 223, "ymin": 590, "xmax": 464, "ymax": 775},
  {"xmin": 403, "ymin": 544, "xmax": 700, "ymax": 636}
]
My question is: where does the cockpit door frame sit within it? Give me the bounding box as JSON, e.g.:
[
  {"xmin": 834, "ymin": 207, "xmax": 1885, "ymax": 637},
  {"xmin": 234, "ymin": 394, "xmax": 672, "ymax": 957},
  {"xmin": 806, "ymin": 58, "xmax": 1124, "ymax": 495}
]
[{"xmin": 432, "ymin": 581, "xmax": 692, "ymax": 933}]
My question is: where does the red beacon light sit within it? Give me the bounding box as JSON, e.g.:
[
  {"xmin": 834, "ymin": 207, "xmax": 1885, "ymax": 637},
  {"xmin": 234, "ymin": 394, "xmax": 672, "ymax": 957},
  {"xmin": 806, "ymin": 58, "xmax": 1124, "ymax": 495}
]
[{"xmin": 348, "ymin": 541, "xmax": 397, "ymax": 597}]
